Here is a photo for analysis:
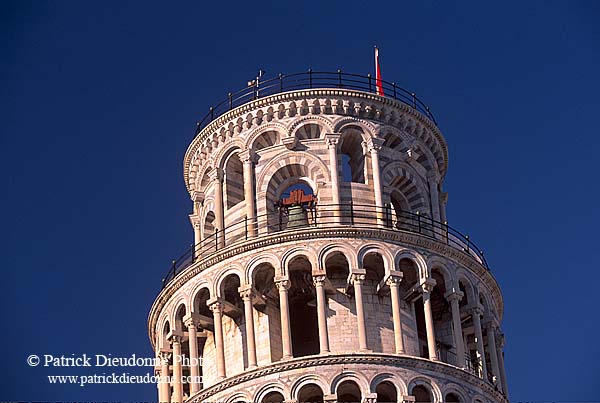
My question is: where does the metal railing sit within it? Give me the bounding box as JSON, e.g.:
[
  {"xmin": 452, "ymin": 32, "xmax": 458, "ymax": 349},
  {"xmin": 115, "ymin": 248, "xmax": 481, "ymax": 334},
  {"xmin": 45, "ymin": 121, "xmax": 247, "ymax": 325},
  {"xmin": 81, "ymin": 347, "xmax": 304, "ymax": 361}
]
[
  {"xmin": 193, "ymin": 70, "xmax": 437, "ymax": 137},
  {"xmin": 161, "ymin": 203, "xmax": 488, "ymax": 288}
]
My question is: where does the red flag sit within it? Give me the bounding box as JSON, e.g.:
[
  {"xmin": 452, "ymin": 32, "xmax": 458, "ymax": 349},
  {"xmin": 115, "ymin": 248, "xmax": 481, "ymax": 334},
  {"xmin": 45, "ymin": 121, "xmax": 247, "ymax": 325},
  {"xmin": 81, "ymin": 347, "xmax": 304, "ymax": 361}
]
[{"xmin": 375, "ymin": 46, "xmax": 384, "ymax": 96}]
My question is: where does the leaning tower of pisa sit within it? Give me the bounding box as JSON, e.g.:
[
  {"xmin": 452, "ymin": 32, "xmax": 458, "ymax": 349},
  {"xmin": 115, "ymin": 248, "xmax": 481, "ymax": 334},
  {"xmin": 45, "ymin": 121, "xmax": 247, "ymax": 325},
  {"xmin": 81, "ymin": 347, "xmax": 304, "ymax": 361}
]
[{"xmin": 148, "ymin": 71, "xmax": 509, "ymax": 403}]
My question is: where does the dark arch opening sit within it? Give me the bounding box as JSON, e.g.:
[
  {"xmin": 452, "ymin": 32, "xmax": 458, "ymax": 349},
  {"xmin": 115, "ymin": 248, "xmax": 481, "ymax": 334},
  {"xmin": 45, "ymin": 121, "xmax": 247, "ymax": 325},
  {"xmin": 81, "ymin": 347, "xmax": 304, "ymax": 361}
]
[
  {"xmin": 298, "ymin": 383, "xmax": 324, "ymax": 403},
  {"xmin": 340, "ymin": 129, "xmax": 365, "ymax": 183},
  {"xmin": 224, "ymin": 152, "xmax": 244, "ymax": 209},
  {"xmin": 288, "ymin": 255, "xmax": 319, "ymax": 357},
  {"xmin": 376, "ymin": 380, "xmax": 397, "ymax": 402},
  {"xmin": 262, "ymin": 391, "xmax": 284, "ymax": 403},
  {"xmin": 296, "ymin": 123, "xmax": 322, "ymax": 140},
  {"xmin": 337, "ymin": 380, "xmax": 362, "ymax": 403},
  {"xmin": 412, "ymin": 385, "xmax": 432, "ymax": 403},
  {"xmin": 445, "ymin": 392, "xmax": 461, "ymax": 402}
]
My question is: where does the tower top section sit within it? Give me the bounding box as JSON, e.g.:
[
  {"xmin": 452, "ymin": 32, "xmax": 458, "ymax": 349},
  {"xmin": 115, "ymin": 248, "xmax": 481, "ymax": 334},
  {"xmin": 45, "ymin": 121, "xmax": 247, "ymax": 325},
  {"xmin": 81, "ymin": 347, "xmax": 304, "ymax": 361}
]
[{"xmin": 184, "ymin": 70, "xmax": 449, "ymax": 196}]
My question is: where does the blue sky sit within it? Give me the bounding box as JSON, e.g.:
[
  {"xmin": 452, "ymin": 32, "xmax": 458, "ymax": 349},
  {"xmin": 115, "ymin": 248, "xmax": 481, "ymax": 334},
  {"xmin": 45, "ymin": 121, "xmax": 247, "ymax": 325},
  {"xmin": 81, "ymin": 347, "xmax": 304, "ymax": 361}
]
[{"xmin": 1, "ymin": 1, "xmax": 599, "ymax": 401}]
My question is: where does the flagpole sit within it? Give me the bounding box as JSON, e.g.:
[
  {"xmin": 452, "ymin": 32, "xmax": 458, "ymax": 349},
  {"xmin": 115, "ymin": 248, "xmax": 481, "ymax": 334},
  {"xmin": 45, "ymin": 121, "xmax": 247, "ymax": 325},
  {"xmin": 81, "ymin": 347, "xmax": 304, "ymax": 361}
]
[{"xmin": 374, "ymin": 45, "xmax": 384, "ymax": 96}]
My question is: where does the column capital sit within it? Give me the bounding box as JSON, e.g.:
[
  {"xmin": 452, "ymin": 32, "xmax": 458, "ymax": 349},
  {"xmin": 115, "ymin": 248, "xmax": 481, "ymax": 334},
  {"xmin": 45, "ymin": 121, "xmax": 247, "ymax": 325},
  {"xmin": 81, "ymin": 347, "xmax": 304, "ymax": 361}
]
[
  {"xmin": 324, "ymin": 133, "xmax": 341, "ymax": 147},
  {"xmin": 365, "ymin": 137, "xmax": 384, "ymax": 152},
  {"xmin": 238, "ymin": 149, "xmax": 258, "ymax": 164},
  {"xmin": 208, "ymin": 167, "xmax": 224, "ymax": 182},
  {"xmin": 238, "ymin": 284, "xmax": 255, "ymax": 301},
  {"xmin": 445, "ymin": 290, "xmax": 464, "ymax": 303},
  {"xmin": 207, "ymin": 300, "xmax": 224, "ymax": 314},
  {"xmin": 469, "ymin": 305, "xmax": 484, "ymax": 317},
  {"xmin": 274, "ymin": 277, "xmax": 291, "ymax": 291},
  {"xmin": 350, "ymin": 273, "xmax": 366, "ymax": 285},
  {"xmin": 169, "ymin": 334, "xmax": 183, "ymax": 344},
  {"xmin": 312, "ymin": 274, "xmax": 327, "ymax": 287},
  {"xmin": 191, "ymin": 191, "xmax": 205, "ymax": 203},
  {"xmin": 183, "ymin": 313, "xmax": 201, "ymax": 329},
  {"xmin": 158, "ymin": 351, "xmax": 171, "ymax": 364},
  {"xmin": 385, "ymin": 272, "xmax": 404, "ymax": 287},
  {"xmin": 419, "ymin": 278, "xmax": 437, "ymax": 294}
]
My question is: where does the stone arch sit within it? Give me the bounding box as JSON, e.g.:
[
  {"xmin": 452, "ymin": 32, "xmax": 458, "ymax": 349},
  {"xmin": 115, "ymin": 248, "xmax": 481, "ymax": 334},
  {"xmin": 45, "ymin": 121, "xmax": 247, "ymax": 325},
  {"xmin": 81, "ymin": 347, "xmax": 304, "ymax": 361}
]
[
  {"xmin": 254, "ymin": 381, "xmax": 288, "ymax": 403},
  {"xmin": 330, "ymin": 371, "xmax": 369, "ymax": 397},
  {"xmin": 370, "ymin": 372, "xmax": 407, "ymax": 398},
  {"xmin": 407, "ymin": 376, "xmax": 442, "ymax": 403},
  {"xmin": 441, "ymin": 384, "xmax": 468, "ymax": 403},
  {"xmin": 291, "ymin": 374, "xmax": 328, "ymax": 401},
  {"xmin": 171, "ymin": 299, "xmax": 188, "ymax": 333},
  {"xmin": 288, "ymin": 116, "xmax": 334, "ymax": 137},
  {"xmin": 221, "ymin": 149, "xmax": 244, "ymax": 210},
  {"xmin": 256, "ymin": 151, "xmax": 331, "ymax": 195},
  {"xmin": 246, "ymin": 122, "xmax": 287, "ymax": 150},
  {"xmin": 382, "ymin": 161, "xmax": 428, "ymax": 214},
  {"xmin": 281, "ymin": 246, "xmax": 318, "ymax": 276},
  {"xmin": 225, "ymin": 392, "xmax": 252, "ymax": 403},
  {"xmin": 188, "ymin": 280, "xmax": 213, "ymax": 312},
  {"xmin": 319, "ymin": 243, "xmax": 358, "ymax": 272},
  {"xmin": 455, "ymin": 269, "xmax": 476, "ymax": 306},
  {"xmin": 214, "ymin": 266, "xmax": 244, "ymax": 299},
  {"xmin": 214, "ymin": 140, "xmax": 246, "ymax": 170},
  {"xmin": 357, "ymin": 244, "xmax": 394, "ymax": 274},
  {"xmin": 394, "ymin": 249, "xmax": 428, "ymax": 282},
  {"xmin": 157, "ymin": 313, "xmax": 170, "ymax": 350},
  {"xmin": 194, "ymin": 161, "xmax": 214, "ymax": 193},
  {"xmin": 190, "ymin": 283, "xmax": 213, "ymax": 318},
  {"xmin": 378, "ymin": 125, "xmax": 439, "ymax": 174},
  {"xmin": 246, "ymin": 253, "xmax": 282, "ymax": 284},
  {"xmin": 427, "ymin": 256, "xmax": 454, "ymax": 290},
  {"xmin": 332, "ymin": 116, "xmax": 377, "ymax": 139},
  {"xmin": 477, "ymin": 285, "xmax": 495, "ymax": 320}
]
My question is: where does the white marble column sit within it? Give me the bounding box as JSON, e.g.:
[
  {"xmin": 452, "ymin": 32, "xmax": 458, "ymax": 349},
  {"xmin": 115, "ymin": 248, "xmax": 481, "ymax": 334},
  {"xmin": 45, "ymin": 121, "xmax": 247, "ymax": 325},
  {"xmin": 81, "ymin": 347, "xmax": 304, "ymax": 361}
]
[
  {"xmin": 169, "ymin": 336, "xmax": 183, "ymax": 403},
  {"xmin": 325, "ymin": 134, "xmax": 341, "ymax": 223},
  {"xmin": 313, "ymin": 275, "xmax": 330, "ymax": 353},
  {"xmin": 470, "ymin": 306, "xmax": 488, "ymax": 380},
  {"xmin": 366, "ymin": 138, "xmax": 385, "ymax": 226},
  {"xmin": 496, "ymin": 332, "xmax": 509, "ymax": 397},
  {"xmin": 209, "ymin": 168, "xmax": 225, "ymax": 248},
  {"xmin": 208, "ymin": 301, "xmax": 226, "ymax": 379},
  {"xmin": 485, "ymin": 321, "xmax": 503, "ymax": 393},
  {"xmin": 445, "ymin": 290, "xmax": 466, "ymax": 368},
  {"xmin": 275, "ymin": 278, "xmax": 293, "ymax": 359},
  {"xmin": 239, "ymin": 149, "xmax": 257, "ymax": 237},
  {"xmin": 420, "ymin": 280, "xmax": 438, "ymax": 361},
  {"xmin": 158, "ymin": 351, "xmax": 171, "ymax": 403},
  {"xmin": 351, "ymin": 273, "xmax": 369, "ymax": 351},
  {"xmin": 239, "ymin": 285, "xmax": 258, "ymax": 368},
  {"xmin": 183, "ymin": 316, "xmax": 201, "ymax": 395},
  {"xmin": 190, "ymin": 192, "xmax": 204, "ymax": 246},
  {"xmin": 386, "ymin": 274, "xmax": 405, "ymax": 354}
]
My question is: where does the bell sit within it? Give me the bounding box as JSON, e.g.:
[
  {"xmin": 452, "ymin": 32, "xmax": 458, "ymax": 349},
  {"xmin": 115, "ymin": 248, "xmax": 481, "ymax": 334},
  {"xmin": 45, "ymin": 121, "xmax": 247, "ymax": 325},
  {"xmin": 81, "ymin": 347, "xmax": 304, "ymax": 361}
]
[{"xmin": 287, "ymin": 205, "xmax": 309, "ymax": 228}]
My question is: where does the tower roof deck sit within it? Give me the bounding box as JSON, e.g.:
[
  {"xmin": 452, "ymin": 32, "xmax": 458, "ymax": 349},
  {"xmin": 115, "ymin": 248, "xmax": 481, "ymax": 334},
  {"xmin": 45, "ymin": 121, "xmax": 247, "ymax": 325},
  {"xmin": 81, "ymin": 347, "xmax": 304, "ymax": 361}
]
[{"xmin": 193, "ymin": 70, "xmax": 438, "ymax": 137}]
